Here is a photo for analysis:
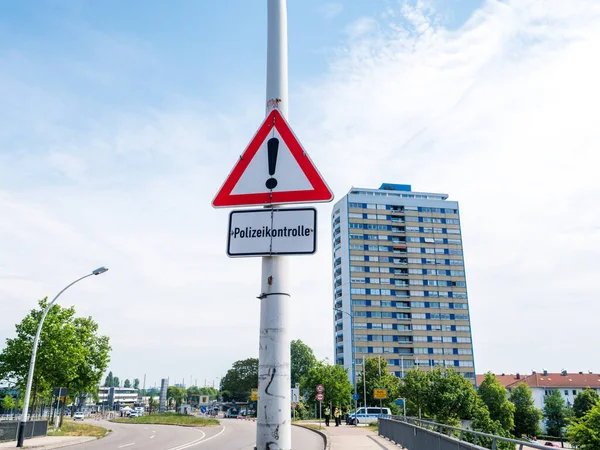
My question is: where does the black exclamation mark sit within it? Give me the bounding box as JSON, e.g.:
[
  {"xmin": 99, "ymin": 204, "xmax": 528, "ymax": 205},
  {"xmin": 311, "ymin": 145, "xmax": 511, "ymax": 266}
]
[{"xmin": 265, "ymin": 137, "xmax": 278, "ymax": 190}]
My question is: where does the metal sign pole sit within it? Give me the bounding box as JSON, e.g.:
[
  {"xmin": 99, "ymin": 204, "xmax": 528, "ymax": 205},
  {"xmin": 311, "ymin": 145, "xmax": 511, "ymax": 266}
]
[
  {"xmin": 256, "ymin": 1, "xmax": 291, "ymax": 449},
  {"xmin": 319, "ymin": 401, "xmax": 322, "ymax": 428}
]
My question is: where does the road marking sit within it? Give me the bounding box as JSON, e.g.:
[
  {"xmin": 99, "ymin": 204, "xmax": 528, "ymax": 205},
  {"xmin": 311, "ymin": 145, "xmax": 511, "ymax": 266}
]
[
  {"xmin": 150, "ymin": 435, "xmax": 155, "ymax": 439},
  {"xmin": 192, "ymin": 426, "xmax": 226, "ymax": 446},
  {"xmin": 118, "ymin": 444, "xmax": 135, "ymax": 448},
  {"xmin": 165, "ymin": 430, "xmax": 206, "ymax": 450}
]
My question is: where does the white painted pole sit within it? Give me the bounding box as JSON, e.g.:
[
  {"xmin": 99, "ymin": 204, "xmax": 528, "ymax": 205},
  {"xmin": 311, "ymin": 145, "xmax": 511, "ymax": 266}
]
[{"xmin": 257, "ymin": 2, "xmax": 290, "ymax": 448}]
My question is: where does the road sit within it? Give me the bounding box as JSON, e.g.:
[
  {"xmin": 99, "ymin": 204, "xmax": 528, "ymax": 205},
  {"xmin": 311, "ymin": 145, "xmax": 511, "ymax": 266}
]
[{"xmin": 75, "ymin": 418, "xmax": 323, "ymax": 450}]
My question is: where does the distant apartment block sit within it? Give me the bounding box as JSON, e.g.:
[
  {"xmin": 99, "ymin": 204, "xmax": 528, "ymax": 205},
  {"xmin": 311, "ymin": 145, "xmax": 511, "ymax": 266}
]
[
  {"xmin": 478, "ymin": 370, "xmax": 600, "ymax": 410},
  {"xmin": 479, "ymin": 370, "xmax": 600, "ymax": 432},
  {"xmin": 332, "ymin": 183, "xmax": 475, "ymax": 385}
]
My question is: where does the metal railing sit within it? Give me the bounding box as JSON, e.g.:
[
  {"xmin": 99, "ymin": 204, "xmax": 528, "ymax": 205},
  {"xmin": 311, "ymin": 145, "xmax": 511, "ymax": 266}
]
[{"xmin": 379, "ymin": 416, "xmax": 561, "ymax": 450}]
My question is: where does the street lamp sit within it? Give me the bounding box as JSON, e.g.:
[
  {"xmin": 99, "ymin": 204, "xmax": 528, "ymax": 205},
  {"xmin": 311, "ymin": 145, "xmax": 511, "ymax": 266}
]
[
  {"xmin": 333, "ymin": 307, "xmax": 357, "ymax": 425},
  {"xmin": 16, "ymin": 267, "xmax": 109, "ymax": 447}
]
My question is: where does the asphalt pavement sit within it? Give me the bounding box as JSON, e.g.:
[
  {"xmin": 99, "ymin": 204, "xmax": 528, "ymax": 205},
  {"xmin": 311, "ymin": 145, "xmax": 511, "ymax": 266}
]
[{"xmin": 68, "ymin": 417, "xmax": 323, "ymax": 450}]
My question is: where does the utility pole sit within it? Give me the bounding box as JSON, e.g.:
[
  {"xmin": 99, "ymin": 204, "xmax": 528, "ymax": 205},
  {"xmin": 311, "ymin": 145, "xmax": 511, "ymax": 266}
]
[
  {"xmin": 363, "ymin": 355, "xmax": 367, "ymax": 408},
  {"xmin": 257, "ymin": 1, "xmax": 291, "ymax": 449},
  {"xmin": 378, "ymin": 356, "xmax": 382, "ymax": 411}
]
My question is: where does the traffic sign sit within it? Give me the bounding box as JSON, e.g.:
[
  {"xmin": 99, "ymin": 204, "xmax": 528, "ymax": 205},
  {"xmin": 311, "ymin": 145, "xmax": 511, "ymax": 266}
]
[
  {"xmin": 212, "ymin": 108, "xmax": 333, "ymax": 208},
  {"xmin": 373, "ymin": 389, "xmax": 388, "ymax": 400},
  {"xmin": 291, "ymin": 402, "xmax": 297, "ymax": 409},
  {"xmin": 352, "ymin": 393, "xmax": 359, "ymax": 401},
  {"xmin": 316, "ymin": 384, "xmax": 324, "ymax": 393},
  {"xmin": 251, "ymin": 388, "xmax": 259, "ymax": 401},
  {"xmin": 394, "ymin": 399, "xmax": 404, "ymax": 405},
  {"xmin": 200, "ymin": 406, "xmax": 207, "ymax": 414},
  {"xmin": 227, "ymin": 207, "xmax": 317, "ymax": 257},
  {"xmin": 315, "ymin": 393, "xmax": 324, "ymax": 402}
]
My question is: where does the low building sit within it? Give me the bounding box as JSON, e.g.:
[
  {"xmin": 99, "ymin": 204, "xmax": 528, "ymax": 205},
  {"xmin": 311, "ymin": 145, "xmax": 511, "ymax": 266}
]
[
  {"xmin": 477, "ymin": 370, "xmax": 600, "ymax": 432},
  {"xmin": 97, "ymin": 387, "xmax": 139, "ymax": 409}
]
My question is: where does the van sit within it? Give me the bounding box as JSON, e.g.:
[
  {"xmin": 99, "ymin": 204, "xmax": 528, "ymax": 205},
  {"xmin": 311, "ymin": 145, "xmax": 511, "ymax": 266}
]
[{"xmin": 348, "ymin": 407, "xmax": 391, "ymax": 424}]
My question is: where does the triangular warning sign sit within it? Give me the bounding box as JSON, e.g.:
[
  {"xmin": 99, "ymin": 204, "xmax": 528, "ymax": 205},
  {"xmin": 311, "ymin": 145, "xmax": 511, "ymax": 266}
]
[{"xmin": 212, "ymin": 108, "xmax": 334, "ymax": 208}]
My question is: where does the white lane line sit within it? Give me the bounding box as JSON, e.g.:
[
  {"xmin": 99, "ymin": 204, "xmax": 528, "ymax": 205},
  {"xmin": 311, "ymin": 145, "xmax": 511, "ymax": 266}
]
[
  {"xmin": 165, "ymin": 430, "xmax": 206, "ymax": 450},
  {"xmin": 190, "ymin": 426, "xmax": 226, "ymax": 447},
  {"xmin": 118, "ymin": 444, "xmax": 135, "ymax": 448},
  {"xmin": 150, "ymin": 435, "xmax": 155, "ymax": 439}
]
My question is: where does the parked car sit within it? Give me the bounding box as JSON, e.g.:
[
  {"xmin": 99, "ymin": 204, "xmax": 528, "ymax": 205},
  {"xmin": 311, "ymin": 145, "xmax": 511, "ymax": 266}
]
[
  {"xmin": 129, "ymin": 411, "xmax": 140, "ymax": 418},
  {"xmin": 73, "ymin": 411, "xmax": 85, "ymax": 421},
  {"xmin": 347, "ymin": 407, "xmax": 391, "ymax": 424},
  {"xmin": 224, "ymin": 407, "xmax": 239, "ymax": 418}
]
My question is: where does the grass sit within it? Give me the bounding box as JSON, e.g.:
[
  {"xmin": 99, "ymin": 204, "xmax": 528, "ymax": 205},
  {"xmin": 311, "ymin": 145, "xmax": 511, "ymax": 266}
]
[
  {"xmin": 110, "ymin": 413, "xmax": 219, "ymax": 427},
  {"xmin": 47, "ymin": 421, "xmax": 109, "ymax": 438},
  {"xmin": 297, "ymin": 423, "xmax": 326, "ymax": 432}
]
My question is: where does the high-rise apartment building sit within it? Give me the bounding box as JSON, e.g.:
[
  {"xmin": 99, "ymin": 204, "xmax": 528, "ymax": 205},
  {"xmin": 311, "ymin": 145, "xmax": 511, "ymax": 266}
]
[{"xmin": 331, "ymin": 183, "xmax": 475, "ymax": 386}]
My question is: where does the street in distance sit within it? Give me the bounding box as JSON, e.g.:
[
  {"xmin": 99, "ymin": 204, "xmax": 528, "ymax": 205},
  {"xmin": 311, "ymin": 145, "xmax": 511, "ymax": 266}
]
[{"xmin": 227, "ymin": 207, "xmax": 317, "ymax": 257}]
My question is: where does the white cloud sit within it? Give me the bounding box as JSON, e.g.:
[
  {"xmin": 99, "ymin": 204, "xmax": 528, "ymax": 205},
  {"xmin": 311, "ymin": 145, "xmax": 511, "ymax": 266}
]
[{"xmin": 1, "ymin": 0, "xmax": 599, "ymax": 388}]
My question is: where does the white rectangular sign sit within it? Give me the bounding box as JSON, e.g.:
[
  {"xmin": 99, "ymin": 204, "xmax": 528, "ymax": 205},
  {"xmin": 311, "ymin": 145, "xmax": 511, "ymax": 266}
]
[{"xmin": 227, "ymin": 207, "xmax": 317, "ymax": 257}]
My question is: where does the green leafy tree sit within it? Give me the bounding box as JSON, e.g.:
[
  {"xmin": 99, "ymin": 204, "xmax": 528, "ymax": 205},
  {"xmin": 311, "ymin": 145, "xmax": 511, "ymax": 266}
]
[
  {"xmin": 510, "ymin": 383, "xmax": 542, "ymax": 437},
  {"xmin": 199, "ymin": 387, "xmax": 218, "ymax": 397},
  {"xmin": 148, "ymin": 395, "xmax": 157, "ymax": 414},
  {"xmin": 573, "ymin": 388, "xmax": 600, "ymax": 419},
  {"xmin": 477, "ymin": 372, "xmax": 515, "ymax": 432},
  {"xmin": 356, "ymin": 357, "xmax": 401, "ymax": 411},
  {"xmin": 124, "ymin": 379, "xmax": 132, "ymax": 388},
  {"xmin": 426, "ymin": 367, "xmax": 477, "ymax": 424},
  {"xmin": 104, "ymin": 371, "xmax": 114, "ymax": 387},
  {"xmin": 400, "ymin": 368, "xmax": 430, "ymax": 417},
  {"xmin": 291, "ymin": 340, "xmax": 317, "ymax": 387},
  {"xmin": 0, "ymin": 299, "xmax": 111, "ymax": 415},
  {"xmin": 568, "ymin": 404, "xmax": 600, "ymax": 449},
  {"xmin": 167, "ymin": 386, "xmax": 187, "ymax": 410},
  {"xmin": 112, "ymin": 376, "xmax": 120, "ymax": 387},
  {"xmin": 543, "ymin": 390, "xmax": 567, "ymax": 437},
  {"xmin": 133, "ymin": 378, "xmax": 140, "ymax": 390},
  {"xmin": 2, "ymin": 395, "xmax": 15, "ymax": 412},
  {"xmin": 468, "ymin": 397, "xmax": 514, "ymax": 450},
  {"xmin": 220, "ymin": 358, "xmax": 258, "ymax": 402},
  {"xmin": 300, "ymin": 360, "xmax": 353, "ymax": 412}
]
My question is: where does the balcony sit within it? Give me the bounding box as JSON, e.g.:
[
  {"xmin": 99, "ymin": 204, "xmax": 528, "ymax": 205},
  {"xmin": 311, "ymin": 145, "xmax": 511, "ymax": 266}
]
[{"xmin": 391, "ymin": 227, "xmax": 405, "ymax": 233}]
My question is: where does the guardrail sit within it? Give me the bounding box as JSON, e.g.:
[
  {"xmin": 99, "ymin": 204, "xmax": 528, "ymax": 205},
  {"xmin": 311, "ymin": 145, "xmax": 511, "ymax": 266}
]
[{"xmin": 379, "ymin": 416, "xmax": 560, "ymax": 450}]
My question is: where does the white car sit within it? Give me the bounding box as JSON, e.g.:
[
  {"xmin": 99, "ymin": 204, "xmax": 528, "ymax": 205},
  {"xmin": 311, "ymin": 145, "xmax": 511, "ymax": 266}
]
[
  {"xmin": 73, "ymin": 411, "xmax": 85, "ymax": 421},
  {"xmin": 347, "ymin": 407, "xmax": 391, "ymax": 424}
]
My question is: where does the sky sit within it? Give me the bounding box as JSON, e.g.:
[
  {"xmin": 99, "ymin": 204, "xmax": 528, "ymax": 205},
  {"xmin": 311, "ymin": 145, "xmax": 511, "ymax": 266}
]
[{"xmin": 1, "ymin": 0, "xmax": 599, "ymax": 390}]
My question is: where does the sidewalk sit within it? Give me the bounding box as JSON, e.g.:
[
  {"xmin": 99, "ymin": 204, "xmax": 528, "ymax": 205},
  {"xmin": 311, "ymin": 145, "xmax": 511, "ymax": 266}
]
[
  {"xmin": 297, "ymin": 422, "xmax": 402, "ymax": 449},
  {"xmin": 0, "ymin": 436, "xmax": 95, "ymax": 449}
]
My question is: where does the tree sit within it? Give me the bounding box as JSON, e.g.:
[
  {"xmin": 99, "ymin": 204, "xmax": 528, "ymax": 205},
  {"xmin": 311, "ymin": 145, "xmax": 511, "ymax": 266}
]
[
  {"xmin": 199, "ymin": 387, "xmax": 218, "ymax": 397},
  {"xmin": 356, "ymin": 357, "xmax": 401, "ymax": 411},
  {"xmin": 220, "ymin": 358, "xmax": 258, "ymax": 402},
  {"xmin": 426, "ymin": 367, "xmax": 477, "ymax": 424},
  {"xmin": 400, "ymin": 368, "xmax": 430, "ymax": 418},
  {"xmin": 167, "ymin": 386, "xmax": 187, "ymax": 410},
  {"xmin": 568, "ymin": 404, "xmax": 600, "ymax": 449},
  {"xmin": 2, "ymin": 395, "xmax": 15, "ymax": 412},
  {"xmin": 543, "ymin": 390, "xmax": 567, "ymax": 437},
  {"xmin": 300, "ymin": 361, "xmax": 353, "ymax": 412},
  {"xmin": 113, "ymin": 376, "xmax": 120, "ymax": 388},
  {"xmin": 291, "ymin": 340, "xmax": 317, "ymax": 387},
  {"xmin": 510, "ymin": 383, "xmax": 542, "ymax": 437},
  {"xmin": 133, "ymin": 378, "xmax": 140, "ymax": 390},
  {"xmin": 124, "ymin": 379, "xmax": 132, "ymax": 388},
  {"xmin": 477, "ymin": 372, "xmax": 515, "ymax": 432},
  {"xmin": 573, "ymin": 388, "xmax": 600, "ymax": 419},
  {"xmin": 148, "ymin": 395, "xmax": 157, "ymax": 414},
  {"xmin": 0, "ymin": 298, "xmax": 111, "ymax": 415},
  {"xmin": 468, "ymin": 397, "xmax": 514, "ymax": 450},
  {"xmin": 104, "ymin": 371, "xmax": 114, "ymax": 388}
]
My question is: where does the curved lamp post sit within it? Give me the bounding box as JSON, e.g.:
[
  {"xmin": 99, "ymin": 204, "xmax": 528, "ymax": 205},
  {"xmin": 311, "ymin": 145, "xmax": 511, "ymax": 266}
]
[
  {"xmin": 333, "ymin": 307, "xmax": 357, "ymax": 426},
  {"xmin": 16, "ymin": 267, "xmax": 109, "ymax": 447}
]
